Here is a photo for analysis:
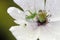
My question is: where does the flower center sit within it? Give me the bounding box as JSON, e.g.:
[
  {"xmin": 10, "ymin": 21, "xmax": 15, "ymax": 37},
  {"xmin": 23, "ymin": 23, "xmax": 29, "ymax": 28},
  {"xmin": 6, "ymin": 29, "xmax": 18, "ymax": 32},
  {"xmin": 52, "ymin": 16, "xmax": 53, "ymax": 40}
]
[
  {"xmin": 26, "ymin": 10, "xmax": 48, "ymax": 26},
  {"xmin": 37, "ymin": 10, "xmax": 48, "ymax": 26}
]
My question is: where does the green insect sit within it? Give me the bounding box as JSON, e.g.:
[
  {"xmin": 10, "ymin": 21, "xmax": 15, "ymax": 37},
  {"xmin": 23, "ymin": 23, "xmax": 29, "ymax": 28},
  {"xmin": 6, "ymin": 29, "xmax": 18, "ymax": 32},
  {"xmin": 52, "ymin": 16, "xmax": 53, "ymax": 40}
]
[{"xmin": 26, "ymin": 11, "xmax": 37, "ymax": 19}]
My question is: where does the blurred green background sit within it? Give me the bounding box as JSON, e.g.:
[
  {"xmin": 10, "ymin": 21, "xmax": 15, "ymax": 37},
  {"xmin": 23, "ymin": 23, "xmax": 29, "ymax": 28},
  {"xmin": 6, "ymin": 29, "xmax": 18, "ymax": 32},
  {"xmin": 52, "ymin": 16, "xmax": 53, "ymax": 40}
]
[{"xmin": 0, "ymin": 0, "xmax": 22, "ymax": 40}]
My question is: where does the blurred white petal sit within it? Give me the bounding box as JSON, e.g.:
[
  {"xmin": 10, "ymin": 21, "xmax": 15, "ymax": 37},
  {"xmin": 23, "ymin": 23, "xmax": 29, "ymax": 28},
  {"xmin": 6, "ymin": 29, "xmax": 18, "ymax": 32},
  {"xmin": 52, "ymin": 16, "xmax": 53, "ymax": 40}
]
[
  {"xmin": 13, "ymin": 0, "xmax": 44, "ymax": 12},
  {"xmin": 39, "ymin": 26, "xmax": 55, "ymax": 40},
  {"xmin": 14, "ymin": 20, "xmax": 38, "ymax": 30},
  {"xmin": 34, "ymin": 0, "xmax": 44, "ymax": 12},
  {"xmin": 46, "ymin": 0, "xmax": 60, "ymax": 18},
  {"xmin": 55, "ymin": 34, "xmax": 60, "ymax": 40},
  {"xmin": 45, "ymin": 21, "xmax": 60, "ymax": 35},
  {"xmin": 9, "ymin": 26, "xmax": 40, "ymax": 40},
  {"xmin": 10, "ymin": 25, "xmax": 56, "ymax": 40},
  {"xmin": 7, "ymin": 7, "xmax": 26, "ymax": 20},
  {"xmin": 49, "ymin": 17, "xmax": 60, "ymax": 22}
]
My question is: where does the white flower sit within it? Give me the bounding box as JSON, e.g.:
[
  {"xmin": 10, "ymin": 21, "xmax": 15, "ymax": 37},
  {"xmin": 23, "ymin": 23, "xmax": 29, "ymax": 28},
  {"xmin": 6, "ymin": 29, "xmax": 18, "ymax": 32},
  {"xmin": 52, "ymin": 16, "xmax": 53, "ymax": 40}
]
[{"xmin": 7, "ymin": 0, "xmax": 60, "ymax": 40}]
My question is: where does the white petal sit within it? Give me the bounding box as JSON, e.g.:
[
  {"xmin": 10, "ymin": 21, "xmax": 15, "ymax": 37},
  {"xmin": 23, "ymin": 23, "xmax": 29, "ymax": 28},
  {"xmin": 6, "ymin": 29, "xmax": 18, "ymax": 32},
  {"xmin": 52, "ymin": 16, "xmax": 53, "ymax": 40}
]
[
  {"xmin": 46, "ymin": 0, "xmax": 60, "ymax": 18},
  {"xmin": 13, "ymin": 0, "xmax": 44, "ymax": 12},
  {"xmin": 14, "ymin": 19, "xmax": 28, "ymax": 27},
  {"xmin": 13, "ymin": 0, "xmax": 35, "ymax": 11},
  {"xmin": 7, "ymin": 7, "xmax": 26, "ymax": 20},
  {"xmin": 9, "ymin": 19, "xmax": 41, "ymax": 40},
  {"xmin": 49, "ymin": 17, "xmax": 60, "ymax": 22},
  {"xmin": 45, "ymin": 21, "xmax": 60, "ymax": 36},
  {"xmin": 9, "ymin": 26, "xmax": 41, "ymax": 40},
  {"xmin": 38, "ymin": 26, "xmax": 55, "ymax": 40},
  {"xmin": 10, "ymin": 24, "xmax": 56, "ymax": 40},
  {"xmin": 34, "ymin": 0, "xmax": 44, "ymax": 12},
  {"xmin": 14, "ymin": 20, "xmax": 38, "ymax": 30},
  {"xmin": 55, "ymin": 34, "xmax": 60, "ymax": 40}
]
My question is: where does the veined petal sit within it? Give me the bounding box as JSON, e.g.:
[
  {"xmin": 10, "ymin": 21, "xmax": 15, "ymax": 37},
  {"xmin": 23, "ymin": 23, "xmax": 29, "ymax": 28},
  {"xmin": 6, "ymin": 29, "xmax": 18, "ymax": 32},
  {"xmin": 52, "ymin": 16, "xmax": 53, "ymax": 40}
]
[
  {"xmin": 7, "ymin": 7, "xmax": 26, "ymax": 20},
  {"xmin": 13, "ymin": 0, "xmax": 44, "ymax": 12}
]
